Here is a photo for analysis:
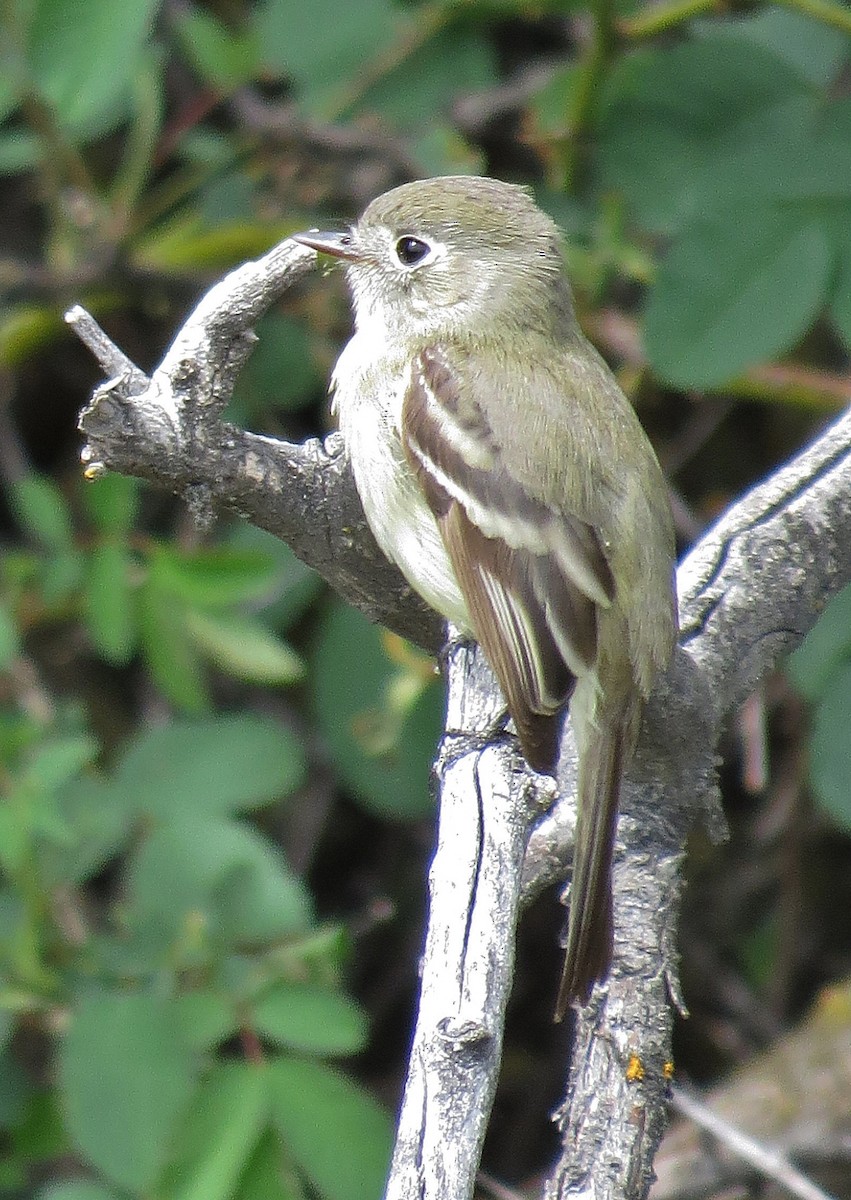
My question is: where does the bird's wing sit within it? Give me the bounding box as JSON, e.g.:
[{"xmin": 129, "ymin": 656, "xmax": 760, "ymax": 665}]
[{"xmin": 401, "ymin": 344, "xmax": 614, "ymax": 773}]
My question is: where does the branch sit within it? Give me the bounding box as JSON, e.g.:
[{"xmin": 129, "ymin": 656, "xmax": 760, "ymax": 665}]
[
  {"xmin": 385, "ymin": 643, "xmax": 547, "ymax": 1200},
  {"xmin": 68, "ymin": 241, "xmax": 851, "ymax": 1200},
  {"xmin": 653, "ymin": 982, "xmax": 851, "ymax": 1200},
  {"xmin": 668, "ymin": 1086, "xmax": 837, "ymax": 1200},
  {"xmin": 523, "ymin": 408, "xmax": 851, "ymax": 1199},
  {"xmin": 67, "ymin": 241, "xmax": 441, "ymax": 651}
]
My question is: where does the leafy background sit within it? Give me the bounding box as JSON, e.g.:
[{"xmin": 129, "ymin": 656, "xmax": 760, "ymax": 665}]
[{"xmin": 1, "ymin": 1, "xmax": 851, "ymax": 1197}]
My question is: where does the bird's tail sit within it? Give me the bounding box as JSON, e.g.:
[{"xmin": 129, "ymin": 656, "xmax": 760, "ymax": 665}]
[{"xmin": 554, "ymin": 707, "xmax": 630, "ymax": 1020}]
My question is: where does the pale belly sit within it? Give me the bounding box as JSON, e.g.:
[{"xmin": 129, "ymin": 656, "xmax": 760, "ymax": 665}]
[{"xmin": 333, "ymin": 341, "xmax": 469, "ymax": 632}]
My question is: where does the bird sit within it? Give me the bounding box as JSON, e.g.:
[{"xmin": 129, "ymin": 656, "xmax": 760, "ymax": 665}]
[{"xmin": 292, "ymin": 175, "xmax": 677, "ymax": 1016}]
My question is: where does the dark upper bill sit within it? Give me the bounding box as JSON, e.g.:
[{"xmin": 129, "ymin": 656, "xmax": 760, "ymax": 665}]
[{"xmin": 290, "ymin": 230, "xmax": 362, "ymax": 261}]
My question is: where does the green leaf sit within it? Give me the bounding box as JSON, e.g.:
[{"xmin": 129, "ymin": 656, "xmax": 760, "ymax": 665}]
[
  {"xmin": 598, "ymin": 39, "xmax": 814, "ymax": 233},
  {"xmin": 2, "ymin": 1090, "xmax": 68, "ymax": 1179},
  {"xmin": 161, "ymin": 1062, "xmax": 268, "ymax": 1200},
  {"xmin": 832, "ymin": 269, "xmax": 851, "ymax": 348},
  {"xmin": 188, "ymin": 610, "xmax": 305, "ymax": 686},
  {"xmin": 232, "ymin": 314, "xmax": 323, "ymax": 419},
  {"xmin": 223, "ymin": 526, "xmax": 324, "ymax": 632},
  {"xmin": 268, "ymin": 1058, "xmax": 392, "ymax": 1200},
  {"xmin": 197, "ymin": 174, "xmax": 259, "ymax": 227},
  {"xmin": 827, "ymin": 172, "xmax": 851, "ymax": 346},
  {"xmin": 254, "ymin": 984, "xmax": 368, "ymax": 1056},
  {"xmin": 84, "ymin": 541, "xmax": 137, "ymax": 665},
  {"xmin": 42, "ymin": 550, "xmax": 85, "ymax": 605},
  {"xmin": 0, "ymin": 1009, "xmax": 13, "ymax": 1054},
  {"xmin": 26, "ymin": 0, "xmax": 161, "ymax": 137},
  {"xmin": 177, "ymin": 129, "xmax": 236, "ymax": 168},
  {"xmin": 526, "ymin": 64, "xmax": 581, "ymax": 146},
  {"xmin": 738, "ymin": 911, "xmax": 779, "ymax": 991},
  {"xmin": 133, "ymin": 214, "xmax": 293, "ymax": 273},
  {"xmin": 643, "ymin": 205, "xmax": 831, "ymax": 388},
  {"xmin": 0, "ymin": 602, "xmax": 21, "ymax": 668},
  {"xmin": 80, "ymin": 474, "xmax": 140, "ymax": 534},
  {"xmin": 59, "ymin": 990, "xmax": 199, "ymax": 1192},
  {"xmin": 11, "ymin": 475, "xmax": 73, "ymax": 551},
  {"xmin": 260, "ymin": 925, "xmax": 349, "ymax": 986},
  {"xmin": 0, "ymin": 64, "xmax": 18, "ymax": 123},
  {"xmin": 173, "ymin": 990, "xmax": 237, "ymax": 1050},
  {"xmin": 0, "ymin": 304, "xmax": 66, "ymax": 368},
  {"xmin": 0, "ymin": 131, "xmax": 42, "ymax": 176},
  {"xmin": 21, "ymin": 734, "xmax": 98, "ymax": 793},
  {"xmin": 108, "ymin": 43, "xmax": 164, "ymax": 215},
  {"xmin": 787, "ymin": 582, "xmax": 851, "ymax": 702},
  {"xmin": 694, "ymin": 8, "xmax": 849, "ymax": 89},
  {"xmin": 237, "ymin": 1129, "xmax": 307, "ymax": 1200},
  {"xmin": 809, "ymin": 661, "xmax": 851, "ymax": 833},
  {"xmin": 112, "ymin": 715, "xmax": 307, "ymax": 817},
  {"xmin": 0, "ymin": 1043, "xmax": 35, "ymax": 1125},
  {"xmin": 173, "ymin": 9, "xmax": 261, "ymax": 92},
  {"xmin": 312, "ymin": 602, "xmax": 440, "ymax": 819},
  {"xmin": 140, "ymin": 571, "xmax": 209, "ymax": 712},
  {"xmin": 37, "ymin": 1182, "xmax": 123, "ymax": 1200},
  {"xmin": 0, "ymin": 804, "xmax": 28, "ymax": 874},
  {"xmin": 42, "ymin": 775, "xmax": 131, "ymax": 886},
  {"xmin": 354, "ymin": 25, "xmax": 497, "ymax": 127},
  {"xmin": 409, "ymin": 124, "xmax": 483, "ymax": 178},
  {"xmin": 257, "ymin": 0, "xmax": 413, "ymax": 117},
  {"xmin": 126, "ymin": 814, "xmax": 313, "ymax": 950},
  {"xmin": 781, "ymin": 98, "xmax": 851, "ymax": 201},
  {"xmin": 151, "ymin": 546, "xmax": 281, "ymax": 608}
]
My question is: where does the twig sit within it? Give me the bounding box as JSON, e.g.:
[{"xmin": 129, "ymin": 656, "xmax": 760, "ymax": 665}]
[
  {"xmin": 562, "ymin": 0, "xmax": 617, "ymax": 192},
  {"xmin": 671, "ymin": 1085, "xmax": 838, "ymax": 1200},
  {"xmin": 617, "ymin": 0, "xmax": 720, "ymax": 40},
  {"xmin": 65, "ymin": 307, "xmax": 149, "ymax": 392},
  {"xmin": 588, "ymin": 308, "xmax": 851, "ymax": 411},
  {"xmin": 229, "ymin": 90, "xmax": 421, "ymax": 180},
  {"xmin": 66, "ymin": 241, "xmax": 442, "ymax": 649},
  {"xmin": 478, "ymin": 1170, "xmax": 532, "ymax": 1200}
]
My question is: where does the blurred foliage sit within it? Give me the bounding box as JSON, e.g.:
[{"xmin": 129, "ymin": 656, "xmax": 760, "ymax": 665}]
[
  {"xmin": 0, "ymin": 464, "xmax": 424, "ymax": 1196},
  {"xmin": 788, "ymin": 582, "xmax": 851, "ymax": 834},
  {"xmin": 1, "ymin": 0, "xmax": 851, "ymax": 1194}
]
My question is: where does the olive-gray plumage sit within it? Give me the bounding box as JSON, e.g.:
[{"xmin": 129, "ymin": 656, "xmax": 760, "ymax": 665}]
[{"xmin": 293, "ymin": 176, "xmax": 678, "ymax": 1014}]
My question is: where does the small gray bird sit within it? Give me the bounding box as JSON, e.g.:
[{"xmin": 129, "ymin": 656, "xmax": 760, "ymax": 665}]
[{"xmin": 293, "ymin": 176, "xmax": 677, "ymax": 1016}]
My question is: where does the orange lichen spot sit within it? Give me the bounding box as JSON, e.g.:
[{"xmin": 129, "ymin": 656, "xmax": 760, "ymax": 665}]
[{"xmin": 625, "ymin": 1054, "xmax": 645, "ymax": 1083}]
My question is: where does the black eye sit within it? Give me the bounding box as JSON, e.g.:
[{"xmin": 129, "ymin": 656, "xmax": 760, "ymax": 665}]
[{"xmin": 395, "ymin": 236, "xmax": 431, "ymax": 266}]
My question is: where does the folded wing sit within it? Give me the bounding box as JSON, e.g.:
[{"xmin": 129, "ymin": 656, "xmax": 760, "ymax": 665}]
[{"xmin": 401, "ymin": 344, "xmax": 614, "ymax": 774}]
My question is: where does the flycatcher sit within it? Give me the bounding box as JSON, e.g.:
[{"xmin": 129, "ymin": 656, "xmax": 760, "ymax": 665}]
[{"xmin": 293, "ymin": 176, "xmax": 677, "ymax": 1016}]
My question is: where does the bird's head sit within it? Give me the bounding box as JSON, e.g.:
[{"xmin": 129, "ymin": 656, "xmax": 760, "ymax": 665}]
[{"xmin": 292, "ymin": 176, "xmax": 575, "ymax": 344}]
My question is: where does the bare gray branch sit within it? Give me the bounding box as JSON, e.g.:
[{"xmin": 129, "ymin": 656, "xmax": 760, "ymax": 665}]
[
  {"xmin": 68, "ymin": 241, "xmax": 851, "ymax": 1200},
  {"xmin": 68, "ymin": 240, "xmax": 441, "ymax": 649}
]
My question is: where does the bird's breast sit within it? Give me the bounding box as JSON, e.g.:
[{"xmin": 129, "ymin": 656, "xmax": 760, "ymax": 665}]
[{"xmin": 332, "ymin": 334, "xmax": 470, "ymax": 631}]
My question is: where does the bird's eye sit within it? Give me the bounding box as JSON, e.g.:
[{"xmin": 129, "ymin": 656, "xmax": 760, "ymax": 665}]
[{"xmin": 395, "ymin": 236, "xmax": 431, "ymax": 267}]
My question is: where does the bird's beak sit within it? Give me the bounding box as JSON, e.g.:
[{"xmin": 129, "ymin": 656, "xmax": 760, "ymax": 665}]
[{"xmin": 291, "ymin": 229, "xmax": 363, "ymax": 261}]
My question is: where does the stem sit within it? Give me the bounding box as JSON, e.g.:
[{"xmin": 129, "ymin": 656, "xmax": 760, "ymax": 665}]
[
  {"xmin": 239, "ymin": 1024, "xmax": 266, "ymax": 1066},
  {"xmin": 109, "ymin": 57, "xmax": 163, "ymax": 228},
  {"xmin": 672, "ymin": 1087, "xmax": 837, "ymax": 1200},
  {"xmin": 563, "ymin": 0, "xmax": 617, "ymax": 193},
  {"xmin": 617, "ymin": 0, "xmax": 720, "ymax": 39},
  {"xmin": 19, "ymin": 93, "xmax": 98, "ymax": 199}
]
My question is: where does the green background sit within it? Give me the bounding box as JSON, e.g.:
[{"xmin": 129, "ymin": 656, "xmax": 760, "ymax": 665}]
[{"xmin": 1, "ymin": 0, "xmax": 850, "ymax": 1195}]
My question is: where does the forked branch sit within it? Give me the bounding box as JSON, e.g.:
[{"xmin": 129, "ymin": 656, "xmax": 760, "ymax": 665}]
[{"xmin": 68, "ymin": 238, "xmax": 851, "ymax": 1200}]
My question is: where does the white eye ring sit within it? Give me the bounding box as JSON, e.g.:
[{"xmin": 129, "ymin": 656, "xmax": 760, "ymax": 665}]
[{"xmin": 394, "ymin": 236, "xmax": 433, "ymax": 267}]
